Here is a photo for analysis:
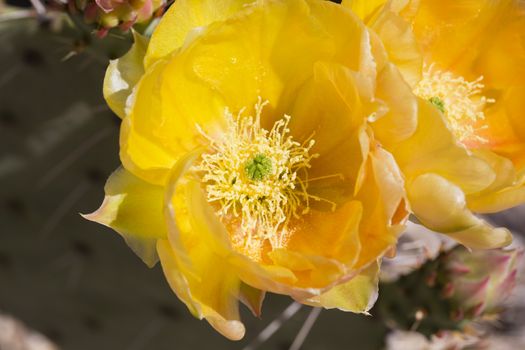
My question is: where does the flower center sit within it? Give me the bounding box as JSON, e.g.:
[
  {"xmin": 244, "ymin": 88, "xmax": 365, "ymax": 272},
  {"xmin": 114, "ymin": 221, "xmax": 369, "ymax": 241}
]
[
  {"xmin": 245, "ymin": 154, "xmax": 272, "ymax": 181},
  {"xmin": 195, "ymin": 99, "xmax": 321, "ymax": 259},
  {"xmin": 428, "ymin": 96, "xmax": 445, "ymax": 114},
  {"xmin": 414, "ymin": 64, "xmax": 494, "ymax": 145}
]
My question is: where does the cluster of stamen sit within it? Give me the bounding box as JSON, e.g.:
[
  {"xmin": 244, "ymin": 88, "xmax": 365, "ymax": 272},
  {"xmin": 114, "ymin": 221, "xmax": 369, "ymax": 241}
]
[
  {"xmin": 195, "ymin": 99, "xmax": 320, "ymax": 257},
  {"xmin": 414, "ymin": 64, "xmax": 494, "ymax": 144}
]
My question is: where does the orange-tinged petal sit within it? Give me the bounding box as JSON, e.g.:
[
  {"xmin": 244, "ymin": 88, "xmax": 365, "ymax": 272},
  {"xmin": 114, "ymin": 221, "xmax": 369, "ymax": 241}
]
[
  {"xmin": 83, "ymin": 167, "xmax": 166, "ymax": 267},
  {"xmin": 304, "ymin": 256, "xmax": 346, "ymax": 288},
  {"xmin": 268, "ymin": 249, "xmax": 315, "ymax": 272},
  {"xmin": 479, "ymin": 105, "xmax": 524, "ymax": 167},
  {"xmin": 474, "ymin": 16, "xmax": 525, "ymax": 88},
  {"xmin": 272, "ymin": 252, "xmax": 345, "ymax": 289},
  {"xmin": 473, "ymin": 88, "xmax": 525, "ymax": 170},
  {"xmin": 231, "ymin": 256, "xmax": 306, "ymax": 298},
  {"xmin": 286, "ymin": 200, "xmax": 363, "ymax": 267},
  {"xmin": 410, "ymin": 0, "xmax": 514, "ymax": 72},
  {"xmin": 506, "ymin": 86, "xmax": 525, "ymax": 144}
]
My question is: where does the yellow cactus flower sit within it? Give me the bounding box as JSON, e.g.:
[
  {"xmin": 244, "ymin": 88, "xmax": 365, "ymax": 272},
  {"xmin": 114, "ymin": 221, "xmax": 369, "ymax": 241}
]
[
  {"xmin": 343, "ymin": 0, "xmax": 520, "ymax": 249},
  {"xmin": 86, "ymin": 0, "xmax": 420, "ymax": 339}
]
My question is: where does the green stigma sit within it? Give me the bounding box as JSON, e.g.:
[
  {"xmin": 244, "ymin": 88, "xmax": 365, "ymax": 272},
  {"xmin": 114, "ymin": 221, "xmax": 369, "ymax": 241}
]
[
  {"xmin": 429, "ymin": 96, "xmax": 446, "ymax": 114},
  {"xmin": 245, "ymin": 154, "xmax": 272, "ymax": 181}
]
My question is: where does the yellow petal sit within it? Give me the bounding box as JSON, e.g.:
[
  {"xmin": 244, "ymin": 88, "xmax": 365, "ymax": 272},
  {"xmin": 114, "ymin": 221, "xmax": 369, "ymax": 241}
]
[
  {"xmin": 306, "ymin": 0, "xmax": 378, "ymax": 78},
  {"xmin": 505, "ymin": 86, "xmax": 525, "ymax": 145},
  {"xmin": 169, "ymin": 0, "xmax": 331, "ymax": 115},
  {"xmin": 373, "ymin": 62, "xmax": 418, "ymax": 144},
  {"xmin": 156, "ymin": 239, "xmax": 201, "ymax": 316},
  {"xmin": 305, "ymin": 260, "xmax": 380, "ymax": 313},
  {"xmin": 286, "ymin": 200, "xmax": 363, "ymax": 268},
  {"xmin": 411, "ymin": 0, "xmax": 513, "ymax": 72},
  {"xmin": 157, "ymin": 240, "xmax": 245, "ymax": 340},
  {"xmin": 470, "ymin": 150, "xmax": 517, "ymax": 194},
  {"xmin": 122, "ymin": 55, "xmax": 224, "ymax": 185},
  {"xmin": 268, "ymin": 249, "xmax": 315, "ymax": 272},
  {"xmin": 341, "ymin": 0, "xmax": 387, "ymax": 22},
  {"xmin": 162, "ymin": 153, "xmax": 326, "ymax": 328},
  {"xmin": 159, "ymin": 0, "xmax": 373, "ymax": 123},
  {"xmin": 469, "ymin": 185, "xmax": 525, "ymax": 214},
  {"xmin": 231, "ymin": 255, "xmax": 305, "ymax": 298},
  {"xmin": 127, "ymin": 0, "xmax": 378, "ymax": 186},
  {"xmin": 104, "ymin": 31, "xmax": 148, "ymax": 119},
  {"xmin": 446, "ymin": 224, "xmax": 513, "ymax": 252},
  {"xmin": 238, "ymin": 283, "xmax": 265, "ymax": 317},
  {"xmin": 408, "ymin": 173, "xmax": 512, "ymax": 249},
  {"xmin": 490, "ymin": 86, "xmax": 525, "ymax": 168},
  {"xmin": 370, "ymin": 147, "xmax": 408, "ymax": 225},
  {"xmin": 120, "ymin": 114, "xmax": 175, "ymax": 186},
  {"xmin": 290, "ymin": 62, "xmax": 368, "ymax": 154},
  {"xmin": 354, "ymin": 147, "xmax": 408, "ymax": 267},
  {"xmin": 474, "ymin": 15, "xmax": 525, "ymax": 88},
  {"xmin": 268, "ymin": 249, "xmax": 345, "ymax": 289},
  {"xmin": 369, "ymin": 10, "xmax": 422, "ymax": 87},
  {"xmin": 145, "ymin": 0, "xmax": 255, "ymax": 69},
  {"xmin": 160, "ymin": 152, "xmax": 245, "ymax": 340},
  {"xmin": 468, "ymin": 152, "xmax": 525, "ymax": 214},
  {"xmin": 175, "ymin": 155, "xmax": 322, "ymax": 300},
  {"xmin": 82, "ymin": 167, "xmax": 166, "ymax": 267},
  {"xmin": 289, "ymin": 62, "xmax": 372, "ymax": 202},
  {"xmin": 391, "ymin": 98, "xmax": 496, "ymax": 194}
]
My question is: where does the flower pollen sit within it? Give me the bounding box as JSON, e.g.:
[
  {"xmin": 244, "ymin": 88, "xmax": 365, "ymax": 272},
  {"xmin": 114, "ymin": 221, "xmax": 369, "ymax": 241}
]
[
  {"xmin": 414, "ymin": 64, "xmax": 494, "ymax": 145},
  {"xmin": 195, "ymin": 99, "xmax": 323, "ymax": 259}
]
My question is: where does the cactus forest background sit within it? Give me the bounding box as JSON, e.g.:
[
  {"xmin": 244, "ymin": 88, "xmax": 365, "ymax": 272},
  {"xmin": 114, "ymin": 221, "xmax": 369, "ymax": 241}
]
[{"xmin": 1, "ymin": 0, "xmax": 525, "ymax": 349}]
